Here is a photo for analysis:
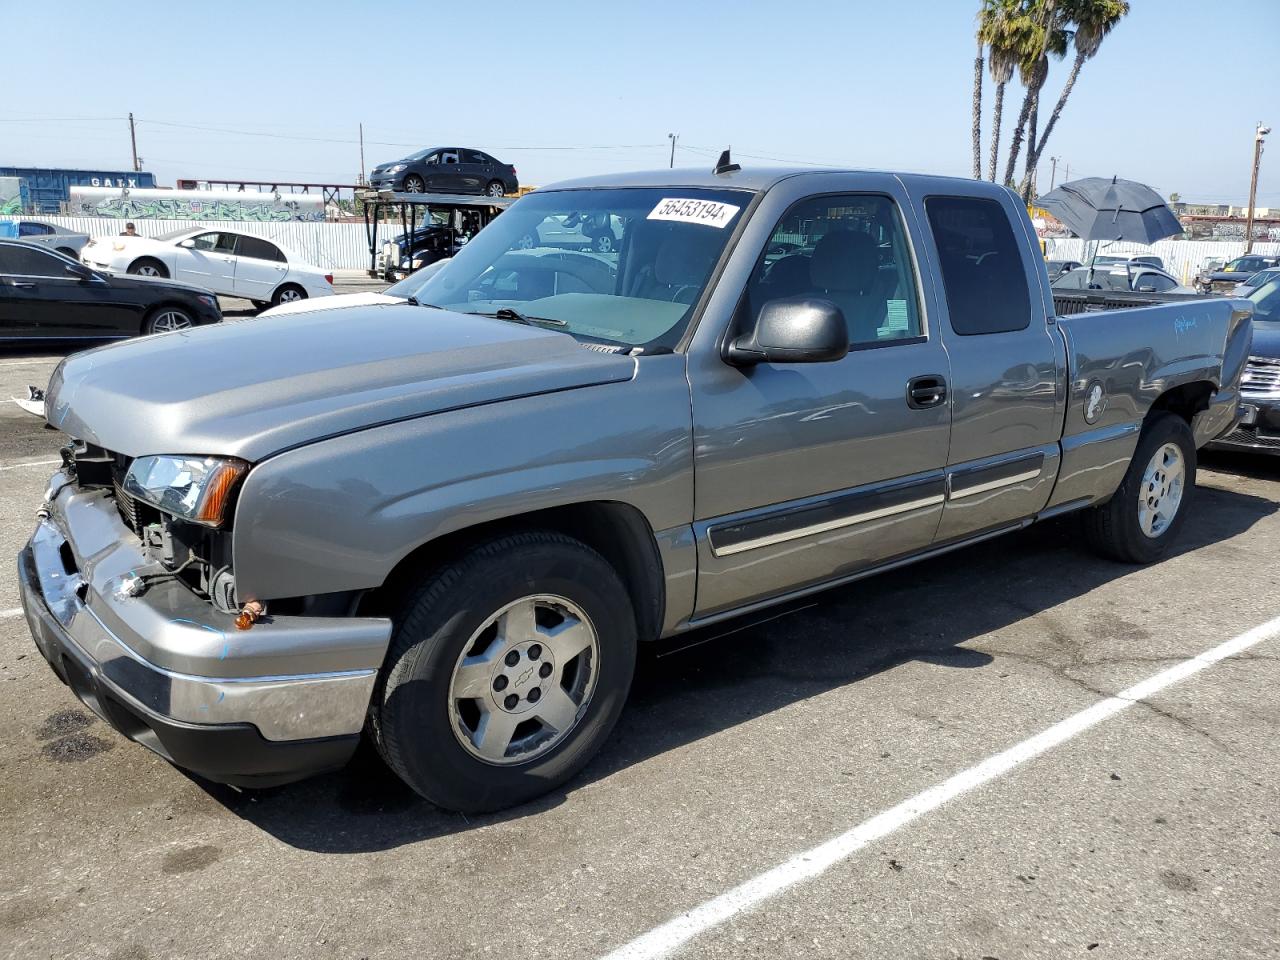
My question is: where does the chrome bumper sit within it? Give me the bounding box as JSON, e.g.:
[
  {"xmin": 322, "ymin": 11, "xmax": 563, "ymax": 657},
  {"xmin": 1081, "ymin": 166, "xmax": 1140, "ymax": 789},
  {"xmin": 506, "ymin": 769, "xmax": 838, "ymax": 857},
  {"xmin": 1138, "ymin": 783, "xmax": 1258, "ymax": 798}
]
[{"xmin": 19, "ymin": 478, "xmax": 392, "ymax": 743}]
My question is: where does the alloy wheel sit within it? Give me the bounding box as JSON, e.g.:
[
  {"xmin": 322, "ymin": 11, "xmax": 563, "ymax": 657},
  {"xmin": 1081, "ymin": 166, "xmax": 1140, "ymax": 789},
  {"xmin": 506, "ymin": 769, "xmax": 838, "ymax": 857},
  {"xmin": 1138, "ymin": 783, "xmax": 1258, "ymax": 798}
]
[
  {"xmin": 1137, "ymin": 442, "xmax": 1185, "ymax": 538},
  {"xmin": 448, "ymin": 595, "xmax": 600, "ymax": 765}
]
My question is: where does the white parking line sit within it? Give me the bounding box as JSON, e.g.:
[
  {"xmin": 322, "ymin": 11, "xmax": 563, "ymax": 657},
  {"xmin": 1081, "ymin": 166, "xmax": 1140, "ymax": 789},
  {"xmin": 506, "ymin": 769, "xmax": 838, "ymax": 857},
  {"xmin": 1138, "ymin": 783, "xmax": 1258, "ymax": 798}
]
[
  {"xmin": 602, "ymin": 614, "xmax": 1280, "ymax": 960},
  {"xmin": 0, "ymin": 459, "xmax": 60, "ymax": 472},
  {"xmin": 0, "ymin": 359, "xmax": 61, "ymax": 367},
  {"xmin": 1, "ymin": 608, "xmax": 23, "ymax": 619}
]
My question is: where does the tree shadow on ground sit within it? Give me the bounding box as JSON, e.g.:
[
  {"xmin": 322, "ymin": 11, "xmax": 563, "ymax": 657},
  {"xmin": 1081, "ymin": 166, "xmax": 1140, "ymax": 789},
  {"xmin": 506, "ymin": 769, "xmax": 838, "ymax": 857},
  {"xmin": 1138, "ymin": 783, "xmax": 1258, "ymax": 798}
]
[{"xmin": 198, "ymin": 479, "xmax": 1277, "ymax": 853}]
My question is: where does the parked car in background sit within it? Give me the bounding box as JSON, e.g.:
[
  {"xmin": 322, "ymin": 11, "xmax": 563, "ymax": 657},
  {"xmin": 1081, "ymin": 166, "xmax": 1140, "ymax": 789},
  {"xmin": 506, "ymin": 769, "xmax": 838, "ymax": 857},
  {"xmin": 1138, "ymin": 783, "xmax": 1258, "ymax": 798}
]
[
  {"xmin": 0, "ymin": 219, "xmax": 90, "ymax": 259},
  {"xmin": 20, "ymin": 167, "xmax": 1250, "ymax": 812},
  {"xmin": 1196, "ymin": 254, "xmax": 1280, "ymax": 293},
  {"xmin": 1052, "ymin": 264, "xmax": 1196, "ymax": 295},
  {"xmin": 369, "ymin": 147, "xmax": 519, "ymax": 197},
  {"xmin": 517, "ymin": 212, "xmax": 623, "ymax": 253},
  {"xmin": 82, "ymin": 229, "xmax": 333, "ymax": 307},
  {"xmin": 261, "ymin": 260, "xmax": 452, "ymax": 318},
  {"xmin": 1, "ymin": 240, "xmax": 221, "ymax": 339},
  {"xmin": 1208, "ymin": 273, "xmax": 1280, "ymax": 455},
  {"xmin": 1231, "ymin": 266, "xmax": 1280, "ymax": 296},
  {"xmin": 1093, "ymin": 253, "xmax": 1165, "ymax": 270},
  {"xmin": 1044, "ymin": 258, "xmax": 1082, "ymax": 279}
]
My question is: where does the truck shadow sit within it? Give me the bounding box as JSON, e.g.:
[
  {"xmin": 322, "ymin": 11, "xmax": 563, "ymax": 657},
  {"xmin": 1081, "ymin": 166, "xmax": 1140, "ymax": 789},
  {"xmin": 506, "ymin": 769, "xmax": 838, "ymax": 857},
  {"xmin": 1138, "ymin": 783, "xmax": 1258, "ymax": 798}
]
[{"xmin": 199, "ymin": 479, "xmax": 1277, "ymax": 853}]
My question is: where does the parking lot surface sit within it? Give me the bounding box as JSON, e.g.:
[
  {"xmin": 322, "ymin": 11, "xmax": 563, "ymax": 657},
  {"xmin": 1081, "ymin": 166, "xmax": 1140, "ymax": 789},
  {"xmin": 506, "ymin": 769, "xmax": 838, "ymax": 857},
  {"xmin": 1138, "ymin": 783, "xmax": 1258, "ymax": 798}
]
[{"xmin": 2, "ymin": 307, "xmax": 1278, "ymax": 959}]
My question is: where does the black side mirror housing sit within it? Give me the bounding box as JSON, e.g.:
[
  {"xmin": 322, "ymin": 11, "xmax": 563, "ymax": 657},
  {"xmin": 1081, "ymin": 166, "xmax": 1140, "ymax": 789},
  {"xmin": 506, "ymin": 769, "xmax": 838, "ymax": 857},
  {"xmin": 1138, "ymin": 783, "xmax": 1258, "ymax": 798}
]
[
  {"xmin": 65, "ymin": 262, "xmax": 95, "ymax": 281},
  {"xmin": 727, "ymin": 297, "xmax": 850, "ymax": 366}
]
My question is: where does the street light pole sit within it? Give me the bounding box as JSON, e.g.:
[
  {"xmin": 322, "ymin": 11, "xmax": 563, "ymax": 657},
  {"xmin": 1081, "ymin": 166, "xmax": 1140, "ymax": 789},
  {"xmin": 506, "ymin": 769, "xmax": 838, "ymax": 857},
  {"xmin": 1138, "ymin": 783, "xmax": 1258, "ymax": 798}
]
[
  {"xmin": 129, "ymin": 113, "xmax": 140, "ymax": 173},
  {"xmin": 1244, "ymin": 121, "xmax": 1269, "ymax": 254},
  {"xmin": 1049, "ymin": 156, "xmax": 1058, "ymax": 190},
  {"xmin": 668, "ymin": 133, "xmax": 678, "ymax": 169}
]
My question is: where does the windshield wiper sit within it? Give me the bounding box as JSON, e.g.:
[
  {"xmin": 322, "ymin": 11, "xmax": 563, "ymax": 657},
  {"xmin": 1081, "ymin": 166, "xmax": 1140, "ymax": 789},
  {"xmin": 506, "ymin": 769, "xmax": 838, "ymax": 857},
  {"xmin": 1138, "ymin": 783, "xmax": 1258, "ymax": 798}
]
[
  {"xmin": 405, "ymin": 295, "xmax": 444, "ymax": 309},
  {"xmin": 484, "ymin": 307, "xmax": 567, "ymax": 327}
]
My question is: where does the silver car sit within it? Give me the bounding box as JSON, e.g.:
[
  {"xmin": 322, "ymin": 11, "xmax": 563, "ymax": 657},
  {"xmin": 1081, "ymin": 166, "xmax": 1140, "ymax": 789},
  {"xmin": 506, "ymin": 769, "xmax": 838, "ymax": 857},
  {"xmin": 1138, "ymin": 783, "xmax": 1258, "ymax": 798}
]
[{"xmin": 2, "ymin": 219, "xmax": 89, "ymax": 259}]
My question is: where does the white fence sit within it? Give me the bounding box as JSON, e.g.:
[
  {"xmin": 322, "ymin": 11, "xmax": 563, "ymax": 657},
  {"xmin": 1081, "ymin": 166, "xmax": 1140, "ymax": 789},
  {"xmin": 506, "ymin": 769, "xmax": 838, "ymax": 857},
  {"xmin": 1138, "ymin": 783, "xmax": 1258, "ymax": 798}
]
[
  {"xmin": 28, "ymin": 215, "xmax": 377, "ymax": 271},
  {"xmin": 1043, "ymin": 238, "xmax": 1280, "ymax": 284}
]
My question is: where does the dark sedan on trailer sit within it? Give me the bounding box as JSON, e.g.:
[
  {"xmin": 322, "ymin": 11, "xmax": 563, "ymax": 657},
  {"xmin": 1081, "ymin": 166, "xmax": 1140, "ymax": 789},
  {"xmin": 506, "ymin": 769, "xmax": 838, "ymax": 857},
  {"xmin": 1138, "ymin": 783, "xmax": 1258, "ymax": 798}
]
[
  {"xmin": 0, "ymin": 240, "xmax": 221, "ymax": 341},
  {"xmin": 368, "ymin": 147, "xmax": 519, "ymax": 197}
]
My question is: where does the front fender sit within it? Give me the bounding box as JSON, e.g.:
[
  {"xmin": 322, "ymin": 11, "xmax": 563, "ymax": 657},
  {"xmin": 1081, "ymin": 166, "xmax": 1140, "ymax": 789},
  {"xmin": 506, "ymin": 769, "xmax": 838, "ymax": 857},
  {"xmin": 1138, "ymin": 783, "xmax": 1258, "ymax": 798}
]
[{"xmin": 230, "ymin": 355, "xmax": 693, "ymax": 601}]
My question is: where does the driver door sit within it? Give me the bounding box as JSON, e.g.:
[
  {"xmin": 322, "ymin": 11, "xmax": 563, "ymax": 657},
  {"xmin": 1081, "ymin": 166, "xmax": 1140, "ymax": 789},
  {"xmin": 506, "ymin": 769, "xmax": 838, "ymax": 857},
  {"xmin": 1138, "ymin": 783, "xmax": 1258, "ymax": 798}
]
[
  {"xmin": 687, "ymin": 178, "xmax": 953, "ymax": 617},
  {"xmin": 177, "ymin": 232, "xmax": 238, "ymax": 294},
  {"xmin": 432, "ymin": 150, "xmax": 463, "ymax": 192}
]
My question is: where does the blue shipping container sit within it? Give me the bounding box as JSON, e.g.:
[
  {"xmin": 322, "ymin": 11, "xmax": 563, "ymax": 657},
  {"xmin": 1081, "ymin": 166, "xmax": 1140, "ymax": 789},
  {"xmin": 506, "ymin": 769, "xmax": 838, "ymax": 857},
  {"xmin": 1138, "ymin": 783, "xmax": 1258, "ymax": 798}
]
[{"xmin": 0, "ymin": 167, "xmax": 157, "ymax": 214}]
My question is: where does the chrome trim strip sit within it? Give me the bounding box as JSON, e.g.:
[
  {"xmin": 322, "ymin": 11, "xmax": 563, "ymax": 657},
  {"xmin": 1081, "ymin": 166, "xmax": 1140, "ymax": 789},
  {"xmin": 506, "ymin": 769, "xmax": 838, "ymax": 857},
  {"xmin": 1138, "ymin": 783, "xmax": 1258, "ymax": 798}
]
[
  {"xmin": 712, "ymin": 492, "xmax": 944, "ymax": 558},
  {"xmin": 947, "ymin": 466, "xmax": 1043, "ymax": 500}
]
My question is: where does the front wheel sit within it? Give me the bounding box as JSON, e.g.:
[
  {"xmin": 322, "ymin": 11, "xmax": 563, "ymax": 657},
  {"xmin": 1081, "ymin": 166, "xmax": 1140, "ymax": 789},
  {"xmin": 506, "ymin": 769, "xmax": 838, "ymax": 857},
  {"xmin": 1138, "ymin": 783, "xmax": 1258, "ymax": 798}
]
[
  {"xmin": 486, "ymin": 180, "xmax": 506, "ymax": 198},
  {"xmin": 371, "ymin": 531, "xmax": 637, "ymax": 813},
  {"xmin": 144, "ymin": 307, "xmax": 194, "ymax": 335},
  {"xmin": 403, "ymin": 175, "xmax": 426, "ymax": 194},
  {"xmin": 128, "ymin": 258, "xmax": 168, "ymax": 279},
  {"xmin": 1082, "ymin": 413, "xmax": 1196, "ymax": 564}
]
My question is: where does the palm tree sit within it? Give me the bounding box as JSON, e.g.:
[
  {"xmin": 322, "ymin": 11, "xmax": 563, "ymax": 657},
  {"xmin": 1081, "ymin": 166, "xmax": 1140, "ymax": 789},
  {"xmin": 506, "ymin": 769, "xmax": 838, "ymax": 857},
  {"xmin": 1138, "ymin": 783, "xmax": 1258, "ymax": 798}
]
[
  {"xmin": 1025, "ymin": 0, "xmax": 1129, "ymax": 186},
  {"xmin": 971, "ymin": 32, "xmax": 984, "ymax": 179},
  {"xmin": 979, "ymin": 0, "xmax": 1021, "ymax": 181},
  {"xmin": 1001, "ymin": 1, "xmax": 1068, "ymax": 189}
]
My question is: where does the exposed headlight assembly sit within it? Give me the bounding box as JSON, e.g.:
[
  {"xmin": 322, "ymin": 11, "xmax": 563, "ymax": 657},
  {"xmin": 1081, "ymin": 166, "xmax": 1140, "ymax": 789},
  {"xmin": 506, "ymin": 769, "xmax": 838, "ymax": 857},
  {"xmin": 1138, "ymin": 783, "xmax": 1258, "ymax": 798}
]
[
  {"xmin": 388, "ymin": 164, "xmax": 406, "ymax": 174},
  {"xmin": 122, "ymin": 455, "xmax": 248, "ymax": 527}
]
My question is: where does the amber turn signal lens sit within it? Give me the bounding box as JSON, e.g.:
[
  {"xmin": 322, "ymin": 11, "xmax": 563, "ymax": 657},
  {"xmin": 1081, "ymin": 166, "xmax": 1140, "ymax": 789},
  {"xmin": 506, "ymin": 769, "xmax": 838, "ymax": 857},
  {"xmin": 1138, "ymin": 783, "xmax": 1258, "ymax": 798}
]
[{"xmin": 195, "ymin": 460, "xmax": 249, "ymax": 525}]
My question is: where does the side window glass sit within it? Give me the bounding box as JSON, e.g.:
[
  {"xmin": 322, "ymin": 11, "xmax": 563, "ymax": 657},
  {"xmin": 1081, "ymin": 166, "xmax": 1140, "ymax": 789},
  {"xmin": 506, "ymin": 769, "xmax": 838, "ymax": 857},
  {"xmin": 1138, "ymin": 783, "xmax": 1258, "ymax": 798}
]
[
  {"xmin": 424, "ymin": 153, "xmax": 440, "ymax": 166},
  {"xmin": 190, "ymin": 233, "xmax": 219, "ymax": 251},
  {"xmin": 925, "ymin": 196, "xmax": 1032, "ymax": 335},
  {"xmin": 215, "ymin": 234, "xmax": 239, "ymax": 255},
  {"xmin": 747, "ymin": 194, "xmax": 922, "ymax": 346},
  {"xmin": 464, "ymin": 151, "xmax": 487, "ymax": 164},
  {"xmin": 442, "ymin": 152, "xmax": 459, "ymax": 165},
  {"xmin": 1, "ymin": 245, "xmax": 62, "ymax": 277},
  {"xmin": 238, "ymin": 237, "xmax": 282, "ymax": 261}
]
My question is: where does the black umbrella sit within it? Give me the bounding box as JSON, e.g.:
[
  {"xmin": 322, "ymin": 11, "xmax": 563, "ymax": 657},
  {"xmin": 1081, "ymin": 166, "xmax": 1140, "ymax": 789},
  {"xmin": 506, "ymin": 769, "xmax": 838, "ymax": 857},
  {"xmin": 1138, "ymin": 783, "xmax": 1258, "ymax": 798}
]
[{"xmin": 1037, "ymin": 176, "xmax": 1183, "ymax": 245}]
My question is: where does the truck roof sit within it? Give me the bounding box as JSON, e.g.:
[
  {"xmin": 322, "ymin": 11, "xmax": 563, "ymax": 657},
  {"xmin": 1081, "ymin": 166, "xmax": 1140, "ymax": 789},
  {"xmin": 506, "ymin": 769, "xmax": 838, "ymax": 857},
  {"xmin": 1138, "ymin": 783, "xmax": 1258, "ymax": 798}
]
[{"xmin": 540, "ymin": 166, "xmax": 1014, "ymax": 196}]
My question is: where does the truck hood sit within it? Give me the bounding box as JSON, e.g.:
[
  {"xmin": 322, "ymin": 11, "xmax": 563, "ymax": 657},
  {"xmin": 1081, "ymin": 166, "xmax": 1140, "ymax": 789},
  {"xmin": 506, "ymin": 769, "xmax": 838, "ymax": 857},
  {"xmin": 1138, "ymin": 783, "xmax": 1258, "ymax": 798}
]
[{"xmin": 46, "ymin": 303, "xmax": 636, "ymax": 461}]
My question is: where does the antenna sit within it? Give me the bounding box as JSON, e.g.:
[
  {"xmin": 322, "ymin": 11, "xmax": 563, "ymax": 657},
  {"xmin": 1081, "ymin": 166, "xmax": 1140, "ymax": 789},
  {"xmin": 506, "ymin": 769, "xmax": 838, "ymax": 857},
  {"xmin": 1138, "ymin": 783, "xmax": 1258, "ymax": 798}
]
[{"xmin": 714, "ymin": 149, "xmax": 741, "ymax": 175}]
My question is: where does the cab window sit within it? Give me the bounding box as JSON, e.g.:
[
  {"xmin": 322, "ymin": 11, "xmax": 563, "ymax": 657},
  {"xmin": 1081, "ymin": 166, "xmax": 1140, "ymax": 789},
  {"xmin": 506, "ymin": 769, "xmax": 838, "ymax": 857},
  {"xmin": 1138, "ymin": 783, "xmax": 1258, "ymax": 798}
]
[
  {"xmin": 746, "ymin": 194, "xmax": 922, "ymax": 347},
  {"xmin": 925, "ymin": 196, "xmax": 1032, "ymax": 335}
]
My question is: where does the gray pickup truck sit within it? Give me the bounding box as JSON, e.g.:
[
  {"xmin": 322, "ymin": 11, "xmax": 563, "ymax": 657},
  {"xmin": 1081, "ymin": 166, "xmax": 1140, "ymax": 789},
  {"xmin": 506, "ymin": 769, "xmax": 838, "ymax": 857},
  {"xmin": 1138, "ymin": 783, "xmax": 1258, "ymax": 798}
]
[{"xmin": 19, "ymin": 166, "xmax": 1252, "ymax": 813}]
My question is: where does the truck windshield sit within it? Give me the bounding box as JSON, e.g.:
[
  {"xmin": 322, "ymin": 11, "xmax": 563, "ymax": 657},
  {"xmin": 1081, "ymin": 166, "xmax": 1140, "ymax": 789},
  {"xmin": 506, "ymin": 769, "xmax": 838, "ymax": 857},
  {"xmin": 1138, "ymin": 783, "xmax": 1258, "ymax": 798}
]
[{"xmin": 398, "ymin": 187, "xmax": 751, "ymax": 350}]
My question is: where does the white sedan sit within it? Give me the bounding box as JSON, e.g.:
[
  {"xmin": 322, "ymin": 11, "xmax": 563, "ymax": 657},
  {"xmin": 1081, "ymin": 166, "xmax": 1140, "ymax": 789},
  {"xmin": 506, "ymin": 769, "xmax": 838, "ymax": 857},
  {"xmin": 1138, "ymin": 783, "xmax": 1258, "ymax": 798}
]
[{"xmin": 82, "ymin": 228, "xmax": 334, "ymax": 307}]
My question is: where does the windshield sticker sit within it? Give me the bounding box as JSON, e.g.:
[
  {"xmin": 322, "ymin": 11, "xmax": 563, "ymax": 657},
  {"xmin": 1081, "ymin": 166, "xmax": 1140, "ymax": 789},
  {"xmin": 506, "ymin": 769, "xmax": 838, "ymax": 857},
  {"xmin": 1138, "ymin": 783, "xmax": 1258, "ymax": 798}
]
[{"xmin": 647, "ymin": 198, "xmax": 741, "ymax": 229}]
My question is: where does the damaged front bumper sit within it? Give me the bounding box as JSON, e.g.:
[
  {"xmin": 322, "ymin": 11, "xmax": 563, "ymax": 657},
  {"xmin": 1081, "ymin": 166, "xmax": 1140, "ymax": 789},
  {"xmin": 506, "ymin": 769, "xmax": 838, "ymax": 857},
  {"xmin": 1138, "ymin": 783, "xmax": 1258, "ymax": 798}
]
[{"xmin": 17, "ymin": 476, "xmax": 393, "ymax": 787}]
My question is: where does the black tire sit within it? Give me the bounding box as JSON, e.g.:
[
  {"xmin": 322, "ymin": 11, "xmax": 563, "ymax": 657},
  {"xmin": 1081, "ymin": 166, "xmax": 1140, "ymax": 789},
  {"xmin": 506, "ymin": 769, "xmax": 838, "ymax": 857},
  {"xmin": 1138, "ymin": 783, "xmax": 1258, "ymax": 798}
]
[
  {"xmin": 486, "ymin": 180, "xmax": 506, "ymax": 198},
  {"xmin": 128, "ymin": 257, "xmax": 169, "ymax": 279},
  {"xmin": 143, "ymin": 306, "xmax": 194, "ymax": 335},
  {"xmin": 271, "ymin": 284, "xmax": 307, "ymax": 307},
  {"xmin": 593, "ymin": 233, "xmax": 615, "ymax": 254},
  {"xmin": 370, "ymin": 531, "xmax": 637, "ymax": 812},
  {"xmin": 1082, "ymin": 413, "xmax": 1196, "ymax": 564},
  {"xmin": 403, "ymin": 174, "xmax": 426, "ymax": 194},
  {"xmin": 251, "ymin": 299, "xmax": 269, "ymax": 310}
]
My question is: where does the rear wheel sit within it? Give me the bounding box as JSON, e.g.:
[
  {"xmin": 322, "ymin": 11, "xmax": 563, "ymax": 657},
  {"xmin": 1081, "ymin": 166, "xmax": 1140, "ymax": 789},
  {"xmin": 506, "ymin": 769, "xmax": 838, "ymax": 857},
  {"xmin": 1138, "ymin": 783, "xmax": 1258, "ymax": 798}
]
[
  {"xmin": 593, "ymin": 233, "xmax": 615, "ymax": 254},
  {"xmin": 1083, "ymin": 413, "xmax": 1196, "ymax": 564},
  {"xmin": 128, "ymin": 258, "xmax": 168, "ymax": 279},
  {"xmin": 486, "ymin": 180, "xmax": 506, "ymax": 198},
  {"xmin": 144, "ymin": 306, "xmax": 194, "ymax": 335},
  {"xmin": 272, "ymin": 284, "xmax": 306, "ymax": 306},
  {"xmin": 403, "ymin": 175, "xmax": 426, "ymax": 194},
  {"xmin": 370, "ymin": 531, "xmax": 637, "ymax": 813}
]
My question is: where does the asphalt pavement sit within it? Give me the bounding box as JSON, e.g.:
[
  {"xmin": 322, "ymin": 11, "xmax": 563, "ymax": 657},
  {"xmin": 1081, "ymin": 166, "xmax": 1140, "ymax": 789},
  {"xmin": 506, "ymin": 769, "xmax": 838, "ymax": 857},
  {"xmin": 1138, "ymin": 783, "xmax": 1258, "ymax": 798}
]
[{"xmin": 1, "ymin": 300, "xmax": 1277, "ymax": 959}]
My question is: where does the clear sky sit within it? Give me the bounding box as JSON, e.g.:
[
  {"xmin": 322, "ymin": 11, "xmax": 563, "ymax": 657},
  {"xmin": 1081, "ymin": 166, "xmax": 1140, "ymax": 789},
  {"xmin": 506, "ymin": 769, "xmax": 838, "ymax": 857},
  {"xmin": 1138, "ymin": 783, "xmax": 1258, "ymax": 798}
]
[{"xmin": 2, "ymin": 0, "xmax": 1276, "ymax": 204}]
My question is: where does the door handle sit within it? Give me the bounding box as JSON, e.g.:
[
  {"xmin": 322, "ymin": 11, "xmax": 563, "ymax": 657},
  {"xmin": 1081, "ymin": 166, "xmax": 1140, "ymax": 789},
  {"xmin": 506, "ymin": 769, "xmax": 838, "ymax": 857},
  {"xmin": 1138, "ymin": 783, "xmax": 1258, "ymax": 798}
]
[
  {"xmin": 907, "ymin": 375, "xmax": 948, "ymax": 409},
  {"xmin": 11, "ymin": 281, "xmax": 36, "ymax": 289}
]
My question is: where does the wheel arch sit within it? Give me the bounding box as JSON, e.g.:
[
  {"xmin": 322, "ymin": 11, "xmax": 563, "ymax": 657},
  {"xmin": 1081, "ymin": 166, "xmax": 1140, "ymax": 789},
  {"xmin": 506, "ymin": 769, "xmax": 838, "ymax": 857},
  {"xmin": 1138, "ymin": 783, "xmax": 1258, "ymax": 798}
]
[
  {"xmin": 365, "ymin": 500, "xmax": 666, "ymax": 642},
  {"xmin": 1147, "ymin": 380, "xmax": 1216, "ymax": 426}
]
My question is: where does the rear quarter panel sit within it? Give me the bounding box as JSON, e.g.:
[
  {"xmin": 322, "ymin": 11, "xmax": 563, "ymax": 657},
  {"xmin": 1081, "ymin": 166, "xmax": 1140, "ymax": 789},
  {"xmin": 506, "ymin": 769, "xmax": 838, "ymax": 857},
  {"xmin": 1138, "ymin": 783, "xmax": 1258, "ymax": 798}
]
[{"xmin": 1047, "ymin": 297, "xmax": 1252, "ymax": 509}]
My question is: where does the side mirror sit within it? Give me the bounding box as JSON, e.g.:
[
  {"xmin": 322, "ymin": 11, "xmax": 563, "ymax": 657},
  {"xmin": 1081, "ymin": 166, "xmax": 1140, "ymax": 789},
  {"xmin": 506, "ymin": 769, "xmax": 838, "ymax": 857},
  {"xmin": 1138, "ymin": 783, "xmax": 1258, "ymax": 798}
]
[
  {"xmin": 177, "ymin": 238, "xmax": 195, "ymax": 248},
  {"xmin": 65, "ymin": 262, "xmax": 94, "ymax": 281},
  {"xmin": 727, "ymin": 298, "xmax": 849, "ymax": 366}
]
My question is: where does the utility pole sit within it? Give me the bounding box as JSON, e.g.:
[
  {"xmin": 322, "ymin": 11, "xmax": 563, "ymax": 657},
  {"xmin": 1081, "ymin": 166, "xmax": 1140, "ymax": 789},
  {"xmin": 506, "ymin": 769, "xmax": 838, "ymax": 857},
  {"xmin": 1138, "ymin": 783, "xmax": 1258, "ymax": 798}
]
[
  {"xmin": 668, "ymin": 133, "xmax": 678, "ymax": 168},
  {"xmin": 1049, "ymin": 157, "xmax": 1058, "ymax": 190},
  {"xmin": 128, "ymin": 113, "xmax": 140, "ymax": 172},
  {"xmin": 1244, "ymin": 121, "xmax": 1270, "ymax": 253},
  {"xmin": 358, "ymin": 123, "xmax": 367, "ymax": 186}
]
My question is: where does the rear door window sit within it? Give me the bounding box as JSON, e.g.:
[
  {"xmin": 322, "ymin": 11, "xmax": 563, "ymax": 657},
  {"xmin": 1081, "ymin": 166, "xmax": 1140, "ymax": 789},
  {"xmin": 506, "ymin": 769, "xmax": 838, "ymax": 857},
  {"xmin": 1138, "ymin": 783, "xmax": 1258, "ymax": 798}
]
[
  {"xmin": 238, "ymin": 236, "xmax": 285, "ymax": 262},
  {"xmin": 925, "ymin": 196, "xmax": 1032, "ymax": 335},
  {"xmin": 463, "ymin": 151, "xmax": 488, "ymax": 165},
  {"xmin": 1, "ymin": 244, "xmax": 64, "ymax": 277},
  {"xmin": 19, "ymin": 222, "xmax": 54, "ymax": 236}
]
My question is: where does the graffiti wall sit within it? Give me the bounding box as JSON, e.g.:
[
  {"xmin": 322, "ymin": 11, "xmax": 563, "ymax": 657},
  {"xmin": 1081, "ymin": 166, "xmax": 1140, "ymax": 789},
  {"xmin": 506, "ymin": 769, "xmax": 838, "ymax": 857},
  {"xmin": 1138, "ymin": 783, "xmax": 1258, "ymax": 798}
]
[
  {"xmin": 67, "ymin": 186, "xmax": 325, "ymax": 222},
  {"xmin": 0, "ymin": 177, "xmax": 22, "ymax": 216}
]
